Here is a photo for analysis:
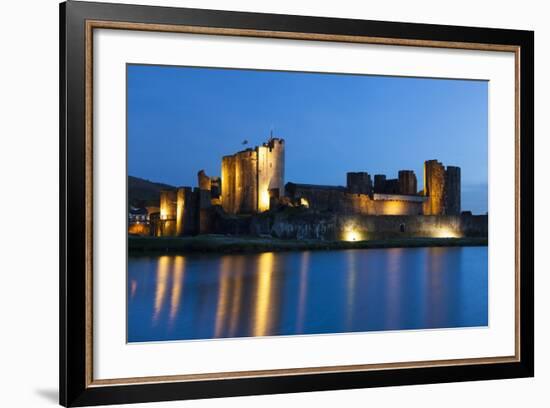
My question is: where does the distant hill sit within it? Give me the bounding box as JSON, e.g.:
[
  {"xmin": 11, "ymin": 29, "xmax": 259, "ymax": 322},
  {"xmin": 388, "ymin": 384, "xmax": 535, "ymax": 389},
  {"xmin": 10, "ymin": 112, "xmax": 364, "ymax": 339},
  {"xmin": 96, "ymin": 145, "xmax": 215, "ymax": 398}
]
[{"xmin": 128, "ymin": 176, "xmax": 175, "ymax": 208}]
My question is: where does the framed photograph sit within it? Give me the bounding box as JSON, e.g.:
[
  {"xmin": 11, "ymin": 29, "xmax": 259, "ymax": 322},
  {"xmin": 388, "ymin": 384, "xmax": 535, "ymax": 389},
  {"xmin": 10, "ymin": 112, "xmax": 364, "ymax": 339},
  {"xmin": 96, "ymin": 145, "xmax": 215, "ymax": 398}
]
[{"xmin": 60, "ymin": 1, "xmax": 534, "ymax": 406}]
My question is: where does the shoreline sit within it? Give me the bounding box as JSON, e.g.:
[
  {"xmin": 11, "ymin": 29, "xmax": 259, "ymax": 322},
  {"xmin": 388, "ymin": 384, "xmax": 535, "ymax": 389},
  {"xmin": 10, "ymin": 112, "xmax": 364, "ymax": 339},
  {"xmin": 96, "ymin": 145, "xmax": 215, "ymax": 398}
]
[{"xmin": 128, "ymin": 235, "xmax": 488, "ymax": 255}]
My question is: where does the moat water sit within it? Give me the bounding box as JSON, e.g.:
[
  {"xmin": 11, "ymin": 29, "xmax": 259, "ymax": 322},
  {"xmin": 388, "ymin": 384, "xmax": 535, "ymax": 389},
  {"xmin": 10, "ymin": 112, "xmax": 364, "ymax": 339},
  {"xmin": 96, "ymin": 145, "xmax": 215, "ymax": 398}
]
[{"xmin": 127, "ymin": 246, "xmax": 488, "ymax": 342}]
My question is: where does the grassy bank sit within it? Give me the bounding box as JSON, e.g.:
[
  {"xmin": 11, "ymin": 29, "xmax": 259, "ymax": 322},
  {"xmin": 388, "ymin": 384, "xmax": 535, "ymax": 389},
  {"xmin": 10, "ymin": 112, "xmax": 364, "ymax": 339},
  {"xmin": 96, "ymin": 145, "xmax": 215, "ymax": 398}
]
[{"xmin": 128, "ymin": 235, "xmax": 488, "ymax": 254}]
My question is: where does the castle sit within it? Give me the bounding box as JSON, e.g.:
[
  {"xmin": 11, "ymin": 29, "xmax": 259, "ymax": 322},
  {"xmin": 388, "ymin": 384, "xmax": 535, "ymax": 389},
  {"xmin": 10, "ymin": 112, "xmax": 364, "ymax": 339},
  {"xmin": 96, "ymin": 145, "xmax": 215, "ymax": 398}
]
[{"xmin": 144, "ymin": 137, "xmax": 480, "ymax": 240}]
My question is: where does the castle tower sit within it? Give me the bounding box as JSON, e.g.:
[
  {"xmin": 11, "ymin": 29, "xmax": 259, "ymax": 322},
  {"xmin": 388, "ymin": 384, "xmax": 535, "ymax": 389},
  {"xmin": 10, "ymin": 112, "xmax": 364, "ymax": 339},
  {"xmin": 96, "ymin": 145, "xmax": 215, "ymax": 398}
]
[
  {"xmin": 221, "ymin": 149, "xmax": 258, "ymax": 214},
  {"xmin": 197, "ymin": 169, "xmax": 211, "ymax": 192},
  {"xmin": 423, "ymin": 160, "xmax": 445, "ymax": 215},
  {"xmin": 221, "ymin": 155, "xmax": 236, "ymax": 214},
  {"xmin": 197, "ymin": 170, "xmax": 213, "ymax": 234},
  {"xmin": 175, "ymin": 187, "xmax": 198, "ymax": 236},
  {"xmin": 346, "ymin": 172, "xmax": 373, "ymax": 195},
  {"xmin": 221, "ymin": 138, "xmax": 285, "ymax": 214},
  {"xmin": 398, "ymin": 170, "xmax": 417, "ymax": 195},
  {"xmin": 444, "ymin": 166, "xmax": 461, "ymax": 215},
  {"xmin": 423, "ymin": 160, "xmax": 461, "ymax": 215},
  {"xmin": 374, "ymin": 174, "xmax": 387, "ymax": 194},
  {"xmin": 257, "ymin": 138, "xmax": 285, "ymax": 211},
  {"xmin": 197, "ymin": 170, "xmax": 213, "ymax": 210}
]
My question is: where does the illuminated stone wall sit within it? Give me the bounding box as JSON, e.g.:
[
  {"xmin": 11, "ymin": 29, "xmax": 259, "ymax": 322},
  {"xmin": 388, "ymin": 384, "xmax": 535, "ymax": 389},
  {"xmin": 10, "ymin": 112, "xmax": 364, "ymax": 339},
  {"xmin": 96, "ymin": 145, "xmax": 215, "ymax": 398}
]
[
  {"xmin": 285, "ymin": 183, "xmax": 425, "ymax": 216},
  {"xmin": 221, "ymin": 154, "xmax": 236, "ymax": 213},
  {"xmin": 257, "ymin": 138, "xmax": 285, "ymax": 211},
  {"xmin": 158, "ymin": 187, "xmax": 201, "ymax": 237},
  {"xmin": 264, "ymin": 213, "xmax": 487, "ymax": 240},
  {"xmin": 370, "ymin": 196, "xmax": 424, "ymax": 215},
  {"xmin": 341, "ymin": 193, "xmax": 424, "ymax": 215},
  {"xmin": 159, "ymin": 189, "xmax": 177, "ymax": 236},
  {"xmin": 423, "ymin": 160, "xmax": 461, "ymax": 215},
  {"xmin": 197, "ymin": 169, "xmax": 211, "ymax": 191},
  {"xmin": 423, "ymin": 160, "xmax": 446, "ymax": 215},
  {"xmin": 221, "ymin": 138, "xmax": 285, "ymax": 214},
  {"xmin": 285, "ymin": 183, "xmax": 347, "ymax": 212},
  {"xmin": 175, "ymin": 188, "xmax": 186, "ymax": 236},
  {"xmin": 237, "ymin": 149, "xmax": 258, "ymax": 213},
  {"xmin": 175, "ymin": 187, "xmax": 199, "ymax": 236},
  {"xmin": 221, "ymin": 149, "xmax": 258, "ymax": 214},
  {"xmin": 335, "ymin": 214, "xmax": 486, "ymax": 241}
]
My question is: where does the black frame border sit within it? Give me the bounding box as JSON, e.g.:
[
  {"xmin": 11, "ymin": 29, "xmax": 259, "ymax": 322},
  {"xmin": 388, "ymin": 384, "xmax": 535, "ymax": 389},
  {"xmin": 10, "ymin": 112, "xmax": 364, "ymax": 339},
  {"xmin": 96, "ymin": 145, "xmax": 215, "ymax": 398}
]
[{"xmin": 60, "ymin": 1, "xmax": 534, "ymax": 406}]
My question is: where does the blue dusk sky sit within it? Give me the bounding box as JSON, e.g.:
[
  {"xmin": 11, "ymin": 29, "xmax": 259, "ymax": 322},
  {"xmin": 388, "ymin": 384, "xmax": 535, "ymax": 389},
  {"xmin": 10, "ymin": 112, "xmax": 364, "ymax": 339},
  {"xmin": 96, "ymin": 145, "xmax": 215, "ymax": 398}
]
[{"xmin": 127, "ymin": 64, "xmax": 488, "ymax": 214}]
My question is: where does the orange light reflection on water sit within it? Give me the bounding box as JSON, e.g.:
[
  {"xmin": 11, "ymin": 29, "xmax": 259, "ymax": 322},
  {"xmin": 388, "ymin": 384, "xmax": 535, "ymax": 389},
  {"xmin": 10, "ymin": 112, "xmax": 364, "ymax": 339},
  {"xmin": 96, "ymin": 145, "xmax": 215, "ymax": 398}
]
[
  {"xmin": 153, "ymin": 256, "xmax": 170, "ymax": 324},
  {"xmin": 215, "ymin": 256, "xmax": 233, "ymax": 337},
  {"xmin": 169, "ymin": 256, "xmax": 186, "ymax": 326},
  {"xmin": 253, "ymin": 252, "xmax": 275, "ymax": 337}
]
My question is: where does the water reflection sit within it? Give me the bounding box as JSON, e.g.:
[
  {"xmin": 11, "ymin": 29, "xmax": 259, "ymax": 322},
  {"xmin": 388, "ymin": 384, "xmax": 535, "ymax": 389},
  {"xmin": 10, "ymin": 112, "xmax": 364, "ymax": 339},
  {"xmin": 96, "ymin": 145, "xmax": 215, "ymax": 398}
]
[
  {"xmin": 128, "ymin": 247, "xmax": 488, "ymax": 342},
  {"xmin": 254, "ymin": 252, "xmax": 275, "ymax": 337},
  {"xmin": 296, "ymin": 252, "xmax": 310, "ymax": 333},
  {"xmin": 169, "ymin": 256, "xmax": 185, "ymax": 326},
  {"xmin": 152, "ymin": 255, "xmax": 170, "ymax": 324}
]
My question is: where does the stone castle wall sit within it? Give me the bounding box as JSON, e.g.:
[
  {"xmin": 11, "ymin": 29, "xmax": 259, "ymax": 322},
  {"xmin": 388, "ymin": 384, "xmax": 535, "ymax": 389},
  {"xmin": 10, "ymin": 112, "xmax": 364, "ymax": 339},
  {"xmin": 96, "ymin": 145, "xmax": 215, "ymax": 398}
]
[
  {"xmin": 251, "ymin": 212, "xmax": 487, "ymax": 241},
  {"xmin": 286, "ymin": 183, "xmax": 425, "ymax": 216},
  {"xmin": 285, "ymin": 183, "xmax": 347, "ymax": 212},
  {"xmin": 158, "ymin": 186, "xmax": 202, "ymax": 237},
  {"xmin": 159, "ymin": 189, "xmax": 177, "ymax": 236}
]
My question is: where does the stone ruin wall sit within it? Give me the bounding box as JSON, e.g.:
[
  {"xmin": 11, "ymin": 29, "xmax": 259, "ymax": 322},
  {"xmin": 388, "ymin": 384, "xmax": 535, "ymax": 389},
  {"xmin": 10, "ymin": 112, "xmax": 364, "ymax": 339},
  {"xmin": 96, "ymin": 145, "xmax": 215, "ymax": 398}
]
[
  {"xmin": 286, "ymin": 184, "xmax": 424, "ymax": 216},
  {"xmin": 254, "ymin": 212, "xmax": 487, "ymax": 241},
  {"xmin": 158, "ymin": 186, "xmax": 203, "ymax": 237},
  {"xmin": 334, "ymin": 214, "xmax": 486, "ymax": 241},
  {"xmin": 159, "ymin": 189, "xmax": 177, "ymax": 236}
]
